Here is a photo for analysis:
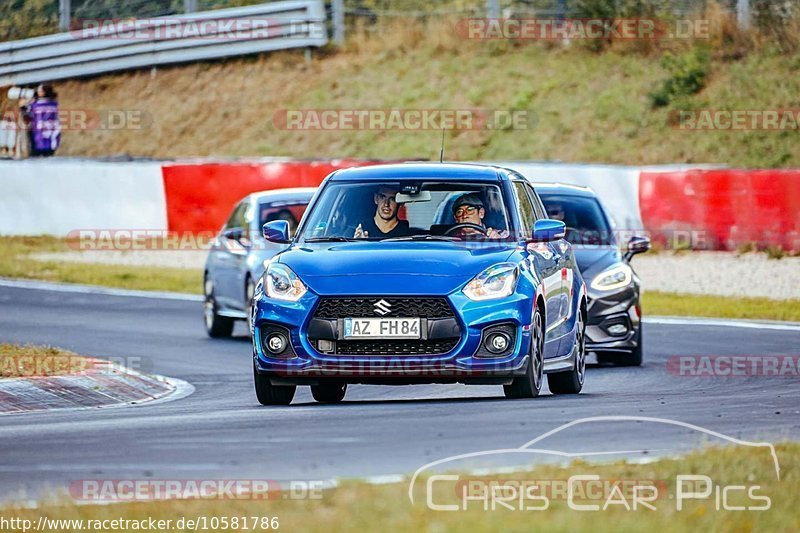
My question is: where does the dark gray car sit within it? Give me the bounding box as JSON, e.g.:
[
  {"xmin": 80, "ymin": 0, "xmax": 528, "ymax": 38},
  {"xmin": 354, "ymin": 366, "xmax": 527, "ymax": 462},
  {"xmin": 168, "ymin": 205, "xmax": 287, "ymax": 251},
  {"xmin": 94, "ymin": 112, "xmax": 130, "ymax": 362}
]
[
  {"xmin": 535, "ymin": 183, "xmax": 650, "ymax": 366},
  {"xmin": 203, "ymin": 188, "xmax": 316, "ymax": 337}
]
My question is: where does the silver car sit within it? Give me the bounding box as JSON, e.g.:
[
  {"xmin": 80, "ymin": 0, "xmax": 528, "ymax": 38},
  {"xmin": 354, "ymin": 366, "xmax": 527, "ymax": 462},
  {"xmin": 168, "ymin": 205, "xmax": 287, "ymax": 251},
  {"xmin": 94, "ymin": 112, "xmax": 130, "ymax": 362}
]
[{"xmin": 203, "ymin": 188, "xmax": 316, "ymax": 337}]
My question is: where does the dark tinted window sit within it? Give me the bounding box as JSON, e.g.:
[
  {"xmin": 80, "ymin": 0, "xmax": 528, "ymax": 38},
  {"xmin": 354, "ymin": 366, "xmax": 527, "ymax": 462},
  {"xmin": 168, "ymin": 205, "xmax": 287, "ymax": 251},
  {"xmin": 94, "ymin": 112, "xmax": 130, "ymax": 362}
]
[
  {"xmin": 259, "ymin": 203, "xmax": 308, "ymax": 237},
  {"xmin": 539, "ymin": 194, "xmax": 613, "ymax": 245}
]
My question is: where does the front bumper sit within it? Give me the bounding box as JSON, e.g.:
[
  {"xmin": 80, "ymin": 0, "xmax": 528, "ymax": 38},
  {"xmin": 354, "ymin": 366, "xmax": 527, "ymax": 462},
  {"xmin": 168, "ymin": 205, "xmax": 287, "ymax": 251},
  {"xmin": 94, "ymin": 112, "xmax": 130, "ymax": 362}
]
[
  {"xmin": 585, "ymin": 285, "xmax": 641, "ymax": 353},
  {"xmin": 252, "ymin": 290, "xmax": 535, "ymax": 385}
]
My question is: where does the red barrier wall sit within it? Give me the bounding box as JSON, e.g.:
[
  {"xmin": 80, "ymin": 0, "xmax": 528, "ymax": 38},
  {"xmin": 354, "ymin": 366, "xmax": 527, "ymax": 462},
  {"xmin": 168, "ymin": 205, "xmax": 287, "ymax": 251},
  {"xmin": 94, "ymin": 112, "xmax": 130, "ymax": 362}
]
[
  {"xmin": 639, "ymin": 169, "xmax": 800, "ymax": 251},
  {"xmin": 162, "ymin": 160, "xmax": 383, "ymax": 233}
]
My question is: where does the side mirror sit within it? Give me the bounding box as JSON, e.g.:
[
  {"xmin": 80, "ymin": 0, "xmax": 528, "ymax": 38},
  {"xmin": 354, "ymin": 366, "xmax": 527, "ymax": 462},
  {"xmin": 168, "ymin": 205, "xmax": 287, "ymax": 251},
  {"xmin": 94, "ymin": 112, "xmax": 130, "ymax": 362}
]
[
  {"xmin": 531, "ymin": 219, "xmax": 566, "ymax": 242},
  {"xmin": 624, "ymin": 235, "xmax": 651, "ymax": 261},
  {"xmin": 263, "ymin": 221, "xmax": 290, "ymax": 243}
]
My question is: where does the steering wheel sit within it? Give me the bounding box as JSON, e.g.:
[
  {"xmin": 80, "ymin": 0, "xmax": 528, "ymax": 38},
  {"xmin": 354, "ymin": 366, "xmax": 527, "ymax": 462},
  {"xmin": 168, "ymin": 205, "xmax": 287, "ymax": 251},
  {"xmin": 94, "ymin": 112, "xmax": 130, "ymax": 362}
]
[{"xmin": 444, "ymin": 223, "xmax": 488, "ymax": 236}]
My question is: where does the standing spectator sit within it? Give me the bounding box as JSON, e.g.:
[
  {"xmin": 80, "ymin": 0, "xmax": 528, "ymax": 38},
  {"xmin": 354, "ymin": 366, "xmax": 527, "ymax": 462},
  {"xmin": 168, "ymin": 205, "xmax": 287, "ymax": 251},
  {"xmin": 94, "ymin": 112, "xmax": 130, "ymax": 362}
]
[{"xmin": 21, "ymin": 84, "xmax": 61, "ymax": 157}]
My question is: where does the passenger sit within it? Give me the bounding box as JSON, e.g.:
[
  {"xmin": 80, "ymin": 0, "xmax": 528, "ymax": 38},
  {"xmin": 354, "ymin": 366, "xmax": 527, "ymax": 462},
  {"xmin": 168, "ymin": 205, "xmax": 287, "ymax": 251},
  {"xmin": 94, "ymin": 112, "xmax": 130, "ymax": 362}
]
[
  {"xmin": 452, "ymin": 193, "xmax": 509, "ymax": 239},
  {"xmin": 353, "ymin": 185, "xmax": 410, "ymax": 239}
]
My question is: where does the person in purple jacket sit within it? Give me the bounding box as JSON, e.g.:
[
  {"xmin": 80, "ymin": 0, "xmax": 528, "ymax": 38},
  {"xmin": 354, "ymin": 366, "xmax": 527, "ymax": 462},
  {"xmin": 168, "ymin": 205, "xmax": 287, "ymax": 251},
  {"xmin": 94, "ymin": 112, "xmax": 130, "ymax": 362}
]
[{"xmin": 21, "ymin": 84, "xmax": 61, "ymax": 157}]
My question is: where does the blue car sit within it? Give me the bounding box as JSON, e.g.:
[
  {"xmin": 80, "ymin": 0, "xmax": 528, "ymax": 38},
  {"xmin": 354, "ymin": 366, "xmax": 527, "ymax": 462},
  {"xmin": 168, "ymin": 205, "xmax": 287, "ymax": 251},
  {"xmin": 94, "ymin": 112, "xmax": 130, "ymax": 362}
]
[
  {"xmin": 251, "ymin": 163, "xmax": 587, "ymax": 405},
  {"xmin": 203, "ymin": 188, "xmax": 316, "ymax": 337}
]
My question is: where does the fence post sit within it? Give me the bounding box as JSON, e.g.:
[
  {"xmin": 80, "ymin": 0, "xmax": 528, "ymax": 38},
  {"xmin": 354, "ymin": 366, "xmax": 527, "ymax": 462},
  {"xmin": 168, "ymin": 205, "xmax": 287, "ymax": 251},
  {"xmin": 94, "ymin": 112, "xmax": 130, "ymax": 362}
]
[
  {"xmin": 736, "ymin": 0, "xmax": 751, "ymax": 29},
  {"xmin": 184, "ymin": 0, "xmax": 198, "ymax": 14},
  {"xmin": 332, "ymin": 0, "xmax": 345, "ymax": 45},
  {"xmin": 59, "ymin": 0, "xmax": 71, "ymax": 31},
  {"xmin": 486, "ymin": 0, "xmax": 500, "ymax": 19}
]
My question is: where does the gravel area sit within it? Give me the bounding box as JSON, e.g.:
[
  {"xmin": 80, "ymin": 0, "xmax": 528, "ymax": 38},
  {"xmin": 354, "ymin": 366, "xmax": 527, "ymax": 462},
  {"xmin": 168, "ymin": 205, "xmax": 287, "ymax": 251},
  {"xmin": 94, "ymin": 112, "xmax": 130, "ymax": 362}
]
[
  {"xmin": 29, "ymin": 250, "xmax": 800, "ymax": 300},
  {"xmin": 633, "ymin": 251, "xmax": 800, "ymax": 300}
]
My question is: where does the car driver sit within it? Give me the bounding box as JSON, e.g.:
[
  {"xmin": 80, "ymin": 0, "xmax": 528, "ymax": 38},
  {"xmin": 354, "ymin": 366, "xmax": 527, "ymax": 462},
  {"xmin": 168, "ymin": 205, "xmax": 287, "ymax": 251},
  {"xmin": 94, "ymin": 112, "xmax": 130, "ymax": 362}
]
[{"xmin": 452, "ymin": 193, "xmax": 509, "ymax": 239}]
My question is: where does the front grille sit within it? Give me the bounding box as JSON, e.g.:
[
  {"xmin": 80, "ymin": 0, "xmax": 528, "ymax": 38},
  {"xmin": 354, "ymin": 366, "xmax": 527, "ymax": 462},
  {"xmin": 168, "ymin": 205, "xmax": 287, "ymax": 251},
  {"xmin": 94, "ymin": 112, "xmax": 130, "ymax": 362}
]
[
  {"xmin": 331, "ymin": 338, "xmax": 459, "ymax": 356},
  {"xmin": 314, "ymin": 297, "xmax": 454, "ymax": 319}
]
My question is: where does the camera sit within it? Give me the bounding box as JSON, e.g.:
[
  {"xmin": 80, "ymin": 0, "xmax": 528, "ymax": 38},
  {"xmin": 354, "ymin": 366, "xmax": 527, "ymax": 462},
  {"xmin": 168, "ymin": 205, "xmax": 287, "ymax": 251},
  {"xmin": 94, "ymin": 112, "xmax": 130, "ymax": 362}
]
[{"xmin": 7, "ymin": 87, "xmax": 35, "ymax": 100}]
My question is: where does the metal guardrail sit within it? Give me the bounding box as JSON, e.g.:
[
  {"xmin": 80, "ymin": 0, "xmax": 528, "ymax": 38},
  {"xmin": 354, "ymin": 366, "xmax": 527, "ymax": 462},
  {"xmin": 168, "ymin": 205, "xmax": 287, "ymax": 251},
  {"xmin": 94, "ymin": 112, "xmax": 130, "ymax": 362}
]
[{"xmin": 0, "ymin": 1, "xmax": 327, "ymax": 86}]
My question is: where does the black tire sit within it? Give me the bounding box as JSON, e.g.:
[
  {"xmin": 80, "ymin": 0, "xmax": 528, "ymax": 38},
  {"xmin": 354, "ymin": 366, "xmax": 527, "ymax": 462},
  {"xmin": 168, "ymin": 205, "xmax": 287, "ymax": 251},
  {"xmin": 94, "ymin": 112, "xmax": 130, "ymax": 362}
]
[
  {"xmin": 596, "ymin": 323, "xmax": 643, "ymax": 367},
  {"xmin": 504, "ymin": 307, "xmax": 544, "ymax": 399},
  {"xmin": 204, "ymin": 276, "xmax": 234, "ymax": 338},
  {"xmin": 311, "ymin": 382, "xmax": 347, "ymax": 403},
  {"xmin": 548, "ymin": 310, "xmax": 586, "ymax": 395},
  {"xmin": 253, "ymin": 362, "xmax": 296, "ymax": 406}
]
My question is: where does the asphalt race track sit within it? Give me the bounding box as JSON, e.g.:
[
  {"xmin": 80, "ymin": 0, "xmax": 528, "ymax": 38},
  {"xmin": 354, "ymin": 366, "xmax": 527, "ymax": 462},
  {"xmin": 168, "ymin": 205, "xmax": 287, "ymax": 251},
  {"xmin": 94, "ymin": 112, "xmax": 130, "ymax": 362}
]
[{"xmin": 1, "ymin": 283, "xmax": 799, "ymax": 501}]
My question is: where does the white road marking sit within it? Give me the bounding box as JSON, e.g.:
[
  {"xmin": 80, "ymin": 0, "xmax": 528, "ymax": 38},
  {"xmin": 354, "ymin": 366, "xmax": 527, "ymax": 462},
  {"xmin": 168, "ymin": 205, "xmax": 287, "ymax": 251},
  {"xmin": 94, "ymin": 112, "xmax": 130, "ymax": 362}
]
[
  {"xmin": 645, "ymin": 316, "xmax": 800, "ymax": 331},
  {"xmin": 0, "ymin": 278, "xmax": 202, "ymax": 301}
]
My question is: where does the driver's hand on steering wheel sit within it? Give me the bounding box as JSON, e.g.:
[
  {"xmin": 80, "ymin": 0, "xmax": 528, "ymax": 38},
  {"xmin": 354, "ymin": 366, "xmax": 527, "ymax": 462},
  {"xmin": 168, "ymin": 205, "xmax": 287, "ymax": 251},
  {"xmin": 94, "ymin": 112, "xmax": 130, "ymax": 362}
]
[{"xmin": 486, "ymin": 227, "xmax": 509, "ymax": 239}]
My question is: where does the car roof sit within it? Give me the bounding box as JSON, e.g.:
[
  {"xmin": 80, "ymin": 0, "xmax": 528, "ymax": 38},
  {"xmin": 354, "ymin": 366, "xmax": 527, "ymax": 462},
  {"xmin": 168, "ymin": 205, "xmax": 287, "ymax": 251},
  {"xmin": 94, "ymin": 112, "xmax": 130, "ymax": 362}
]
[
  {"xmin": 329, "ymin": 163, "xmax": 505, "ymax": 182},
  {"xmin": 530, "ymin": 182, "xmax": 598, "ymax": 198},
  {"xmin": 249, "ymin": 187, "xmax": 317, "ymax": 203}
]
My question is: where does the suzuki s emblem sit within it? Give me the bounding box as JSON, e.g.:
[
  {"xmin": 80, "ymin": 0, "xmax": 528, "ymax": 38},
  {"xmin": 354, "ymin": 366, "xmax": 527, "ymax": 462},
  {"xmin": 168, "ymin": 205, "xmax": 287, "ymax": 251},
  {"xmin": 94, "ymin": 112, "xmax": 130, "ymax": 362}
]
[{"xmin": 374, "ymin": 299, "xmax": 392, "ymax": 316}]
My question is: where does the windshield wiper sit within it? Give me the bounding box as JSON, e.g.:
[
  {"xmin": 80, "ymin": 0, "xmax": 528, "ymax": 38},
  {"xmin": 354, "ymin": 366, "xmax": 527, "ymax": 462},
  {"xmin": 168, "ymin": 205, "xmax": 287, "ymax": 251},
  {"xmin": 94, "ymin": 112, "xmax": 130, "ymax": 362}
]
[
  {"xmin": 304, "ymin": 237, "xmax": 356, "ymax": 242},
  {"xmin": 381, "ymin": 235, "xmax": 460, "ymax": 242}
]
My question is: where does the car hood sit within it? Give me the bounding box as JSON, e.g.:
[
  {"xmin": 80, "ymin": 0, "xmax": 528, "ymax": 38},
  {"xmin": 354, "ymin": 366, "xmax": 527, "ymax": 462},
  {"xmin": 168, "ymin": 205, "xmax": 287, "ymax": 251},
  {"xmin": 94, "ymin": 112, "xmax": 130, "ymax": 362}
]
[
  {"xmin": 277, "ymin": 241, "xmax": 517, "ymax": 296},
  {"xmin": 574, "ymin": 246, "xmax": 623, "ymax": 280}
]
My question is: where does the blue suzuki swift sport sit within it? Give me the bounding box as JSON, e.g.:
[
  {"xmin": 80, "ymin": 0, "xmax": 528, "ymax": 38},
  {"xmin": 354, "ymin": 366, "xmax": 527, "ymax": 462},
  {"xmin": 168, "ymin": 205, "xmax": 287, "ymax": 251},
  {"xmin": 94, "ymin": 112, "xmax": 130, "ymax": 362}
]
[{"xmin": 251, "ymin": 163, "xmax": 587, "ymax": 405}]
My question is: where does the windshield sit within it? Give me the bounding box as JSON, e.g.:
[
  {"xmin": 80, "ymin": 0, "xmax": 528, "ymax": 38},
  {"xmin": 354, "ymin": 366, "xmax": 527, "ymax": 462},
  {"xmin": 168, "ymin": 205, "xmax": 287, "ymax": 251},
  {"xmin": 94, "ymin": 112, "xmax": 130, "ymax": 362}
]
[
  {"xmin": 539, "ymin": 193, "xmax": 614, "ymax": 245},
  {"xmin": 299, "ymin": 181, "xmax": 511, "ymax": 241}
]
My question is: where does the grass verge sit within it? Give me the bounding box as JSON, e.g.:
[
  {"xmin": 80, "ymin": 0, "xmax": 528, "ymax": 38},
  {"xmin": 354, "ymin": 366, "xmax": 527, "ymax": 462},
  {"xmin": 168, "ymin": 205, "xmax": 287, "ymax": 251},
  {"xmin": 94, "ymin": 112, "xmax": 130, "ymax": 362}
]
[
  {"xmin": 0, "ymin": 344, "xmax": 87, "ymax": 378},
  {"xmin": 3, "ymin": 237, "xmax": 799, "ymax": 322},
  {"xmin": 0, "ymin": 236, "xmax": 202, "ymax": 294},
  {"xmin": 643, "ymin": 291, "xmax": 800, "ymax": 323},
  {"xmin": 1, "ymin": 443, "xmax": 796, "ymax": 532}
]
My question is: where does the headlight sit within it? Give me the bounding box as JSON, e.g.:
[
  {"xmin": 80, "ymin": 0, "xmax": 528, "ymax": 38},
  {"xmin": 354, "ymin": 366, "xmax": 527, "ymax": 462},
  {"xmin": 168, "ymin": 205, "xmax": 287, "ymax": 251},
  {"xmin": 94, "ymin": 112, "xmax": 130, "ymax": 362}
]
[
  {"xmin": 265, "ymin": 263, "xmax": 307, "ymax": 302},
  {"xmin": 463, "ymin": 263, "xmax": 518, "ymax": 301},
  {"xmin": 590, "ymin": 264, "xmax": 632, "ymax": 291}
]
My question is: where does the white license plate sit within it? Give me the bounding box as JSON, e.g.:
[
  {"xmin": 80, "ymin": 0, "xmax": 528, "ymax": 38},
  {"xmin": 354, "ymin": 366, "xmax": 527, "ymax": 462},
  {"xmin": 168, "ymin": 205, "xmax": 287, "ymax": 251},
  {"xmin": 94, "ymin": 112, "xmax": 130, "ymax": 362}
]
[{"xmin": 343, "ymin": 318, "xmax": 421, "ymax": 339}]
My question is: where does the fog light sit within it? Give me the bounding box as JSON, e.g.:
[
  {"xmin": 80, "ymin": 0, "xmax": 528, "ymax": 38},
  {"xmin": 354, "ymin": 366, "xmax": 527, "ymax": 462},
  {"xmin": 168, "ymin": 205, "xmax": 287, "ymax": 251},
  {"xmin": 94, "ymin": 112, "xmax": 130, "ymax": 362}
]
[
  {"xmin": 485, "ymin": 332, "xmax": 511, "ymax": 354},
  {"xmin": 317, "ymin": 339, "xmax": 334, "ymax": 353},
  {"xmin": 607, "ymin": 324, "xmax": 628, "ymax": 335},
  {"xmin": 266, "ymin": 334, "xmax": 287, "ymax": 354}
]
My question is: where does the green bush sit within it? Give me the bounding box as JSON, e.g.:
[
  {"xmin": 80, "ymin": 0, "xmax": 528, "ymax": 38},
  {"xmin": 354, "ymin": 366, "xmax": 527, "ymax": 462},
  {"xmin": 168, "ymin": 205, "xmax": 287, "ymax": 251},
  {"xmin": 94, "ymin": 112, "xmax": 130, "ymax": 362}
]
[{"xmin": 649, "ymin": 46, "xmax": 710, "ymax": 107}]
